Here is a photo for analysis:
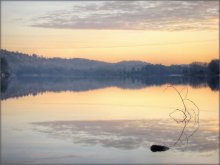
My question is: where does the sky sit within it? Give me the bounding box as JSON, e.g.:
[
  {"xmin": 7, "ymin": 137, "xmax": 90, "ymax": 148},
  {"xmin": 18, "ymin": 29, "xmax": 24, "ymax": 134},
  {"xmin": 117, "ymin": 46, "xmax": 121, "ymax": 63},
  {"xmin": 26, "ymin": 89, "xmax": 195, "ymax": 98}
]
[{"xmin": 1, "ymin": 1, "xmax": 219, "ymax": 65}]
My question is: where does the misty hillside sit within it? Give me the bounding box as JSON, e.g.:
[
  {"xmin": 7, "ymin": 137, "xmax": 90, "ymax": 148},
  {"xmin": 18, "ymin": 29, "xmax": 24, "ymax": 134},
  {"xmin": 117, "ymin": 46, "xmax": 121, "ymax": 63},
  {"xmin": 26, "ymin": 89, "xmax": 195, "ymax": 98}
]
[
  {"xmin": 0, "ymin": 49, "xmax": 150, "ymax": 76},
  {"xmin": 0, "ymin": 49, "xmax": 219, "ymax": 77}
]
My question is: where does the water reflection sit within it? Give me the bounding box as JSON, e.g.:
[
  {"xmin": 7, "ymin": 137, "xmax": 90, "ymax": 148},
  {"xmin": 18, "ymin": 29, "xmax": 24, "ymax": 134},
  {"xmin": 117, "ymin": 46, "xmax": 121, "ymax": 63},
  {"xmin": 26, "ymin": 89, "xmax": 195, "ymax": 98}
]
[
  {"xmin": 166, "ymin": 86, "xmax": 200, "ymax": 150},
  {"xmin": 1, "ymin": 75, "xmax": 219, "ymax": 100},
  {"xmin": 31, "ymin": 119, "xmax": 218, "ymax": 152},
  {"xmin": 150, "ymin": 85, "xmax": 201, "ymax": 153},
  {"xmin": 2, "ymin": 82, "xmax": 218, "ymax": 164},
  {"xmin": 207, "ymin": 76, "xmax": 219, "ymax": 91}
]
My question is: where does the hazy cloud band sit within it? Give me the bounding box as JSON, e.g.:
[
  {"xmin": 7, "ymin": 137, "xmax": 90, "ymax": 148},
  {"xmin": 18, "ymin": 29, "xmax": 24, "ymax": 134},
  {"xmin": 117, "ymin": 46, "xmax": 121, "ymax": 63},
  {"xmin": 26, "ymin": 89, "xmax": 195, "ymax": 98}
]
[{"xmin": 30, "ymin": 1, "xmax": 219, "ymax": 31}]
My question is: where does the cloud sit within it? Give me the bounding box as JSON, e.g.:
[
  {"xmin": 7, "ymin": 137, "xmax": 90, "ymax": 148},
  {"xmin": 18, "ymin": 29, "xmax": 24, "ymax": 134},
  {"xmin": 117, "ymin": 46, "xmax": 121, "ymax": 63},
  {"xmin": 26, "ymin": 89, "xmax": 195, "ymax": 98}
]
[
  {"xmin": 30, "ymin": 1, "xmax": 219, "ymax": 31},
  {"xmin": 31, "ymin": 119, "xmax": 219, "ymax": 152}
]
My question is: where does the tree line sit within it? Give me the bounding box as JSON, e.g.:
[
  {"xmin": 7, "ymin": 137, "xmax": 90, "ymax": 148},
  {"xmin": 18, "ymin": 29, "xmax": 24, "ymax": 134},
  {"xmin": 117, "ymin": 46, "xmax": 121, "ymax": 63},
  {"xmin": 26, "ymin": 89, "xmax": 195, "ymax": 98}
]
[{"xmin": 0, "ymin": 49, "xmax": 219, "ymax": 77}]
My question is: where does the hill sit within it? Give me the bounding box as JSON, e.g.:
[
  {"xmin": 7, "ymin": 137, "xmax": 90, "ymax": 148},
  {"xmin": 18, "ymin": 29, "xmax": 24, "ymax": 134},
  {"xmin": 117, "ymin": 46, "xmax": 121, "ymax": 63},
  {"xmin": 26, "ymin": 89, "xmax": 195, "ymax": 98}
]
[
  {"xmin": 0, "ymin": 49, "xmax": 149, "ymax": 76},
  {"xmin": 0, "ymin": 49, "xmax": 219, "ymax": 77}
]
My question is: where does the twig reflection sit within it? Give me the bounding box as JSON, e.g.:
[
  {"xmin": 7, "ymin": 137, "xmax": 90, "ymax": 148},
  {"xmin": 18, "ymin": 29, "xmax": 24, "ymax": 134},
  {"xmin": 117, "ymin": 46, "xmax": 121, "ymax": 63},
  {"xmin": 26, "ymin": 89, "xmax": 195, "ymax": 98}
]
[
  {"xmin": 151, "ymin": 85, "xmax": 200, "ymax": 152},
  {"xmin": 167, "ymin": 85, "xmax": 200, "ymax": 149}
]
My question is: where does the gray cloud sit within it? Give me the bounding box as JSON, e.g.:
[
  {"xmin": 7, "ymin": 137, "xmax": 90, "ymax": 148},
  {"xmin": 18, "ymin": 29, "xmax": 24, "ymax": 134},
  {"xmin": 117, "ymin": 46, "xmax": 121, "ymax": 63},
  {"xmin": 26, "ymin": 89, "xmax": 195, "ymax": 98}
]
[
  {"xmin": 31, "ymin": 119, "xmax": 219, "ymax": 152},
  {"xmin": 30, "ymin": 1, "xmax": 219, "ymax": 31}
]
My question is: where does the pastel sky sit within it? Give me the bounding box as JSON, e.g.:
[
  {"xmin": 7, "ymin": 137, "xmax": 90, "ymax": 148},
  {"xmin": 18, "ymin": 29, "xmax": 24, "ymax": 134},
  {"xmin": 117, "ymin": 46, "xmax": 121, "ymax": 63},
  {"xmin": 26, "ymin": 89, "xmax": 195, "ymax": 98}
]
[{"xmin": 1, "ymin": 1, "xmax": 219, "ymax": 65}]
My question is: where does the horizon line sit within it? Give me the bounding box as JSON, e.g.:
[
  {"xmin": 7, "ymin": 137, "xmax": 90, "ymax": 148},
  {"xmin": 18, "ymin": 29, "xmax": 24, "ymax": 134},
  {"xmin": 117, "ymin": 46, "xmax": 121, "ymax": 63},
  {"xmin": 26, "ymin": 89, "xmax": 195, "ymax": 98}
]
[{"xmin": 0, "ymin": 48, "xmax": 218, "ymax": 66}]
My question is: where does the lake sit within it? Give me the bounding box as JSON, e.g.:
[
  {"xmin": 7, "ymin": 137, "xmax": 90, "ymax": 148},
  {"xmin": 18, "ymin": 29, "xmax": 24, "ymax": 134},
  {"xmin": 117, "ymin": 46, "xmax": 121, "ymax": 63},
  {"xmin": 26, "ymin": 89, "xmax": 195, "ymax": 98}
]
[{"xmin": 1, "ymin": 77, "xmax": 219, "ymax": 164}]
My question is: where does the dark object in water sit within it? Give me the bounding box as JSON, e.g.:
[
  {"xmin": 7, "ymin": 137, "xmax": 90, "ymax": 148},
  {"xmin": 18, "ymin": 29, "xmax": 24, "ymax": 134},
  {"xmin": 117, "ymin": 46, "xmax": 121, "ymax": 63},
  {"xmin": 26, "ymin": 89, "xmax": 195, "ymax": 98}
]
[{"xmin": 150, "ymin": 145, "xmax": 170, "ymax": 152}]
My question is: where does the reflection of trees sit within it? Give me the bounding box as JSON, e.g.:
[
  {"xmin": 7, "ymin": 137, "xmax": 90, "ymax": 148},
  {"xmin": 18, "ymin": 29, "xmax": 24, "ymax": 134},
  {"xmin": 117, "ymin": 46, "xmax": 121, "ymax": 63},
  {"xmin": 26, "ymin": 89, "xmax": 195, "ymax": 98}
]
[
  {"xmin": 166, "ymin": 86, "xmax": 200, "ymax": 150},
  {"xmin": 1, "ymin": 75, "xmax": 219, "ymax": 100},
  {"xmin": 1, "ymin": 77, "xmax": 8, "ymax": 93},
  {"xmin": 207, "ymin": 76, "xmax": 219, "ymax": 91}
]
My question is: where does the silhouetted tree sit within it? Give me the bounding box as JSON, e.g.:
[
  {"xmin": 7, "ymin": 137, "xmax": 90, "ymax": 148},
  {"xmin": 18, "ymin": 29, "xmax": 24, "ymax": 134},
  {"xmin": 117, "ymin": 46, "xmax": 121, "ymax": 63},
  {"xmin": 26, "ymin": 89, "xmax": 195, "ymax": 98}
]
[
  {"xmin": 188, "ymin": 62, "xmax": 207, "ymax": 75},
  {"xmin": 208, "ymin": 59, "xmax": 219, "ymax": 75},
  {"xmin": 1, "ymin": 57, "xmax": 10, "ymax": 77}
]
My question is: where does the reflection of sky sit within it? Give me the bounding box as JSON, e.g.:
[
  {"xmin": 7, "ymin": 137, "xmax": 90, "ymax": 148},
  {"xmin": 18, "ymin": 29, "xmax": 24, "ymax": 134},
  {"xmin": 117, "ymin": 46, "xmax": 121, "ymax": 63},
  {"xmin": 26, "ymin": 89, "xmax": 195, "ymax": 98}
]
[
  {"xmin": 2, "ymin": 85, "xmax": 219, "ymax": 164},
  {"xmin": 2, "ymin": 85, "xmax": 218, "ymax": 122},
  {"xmin": 31, "ymin": 119, "xmax": 219, "ymax": 152}
]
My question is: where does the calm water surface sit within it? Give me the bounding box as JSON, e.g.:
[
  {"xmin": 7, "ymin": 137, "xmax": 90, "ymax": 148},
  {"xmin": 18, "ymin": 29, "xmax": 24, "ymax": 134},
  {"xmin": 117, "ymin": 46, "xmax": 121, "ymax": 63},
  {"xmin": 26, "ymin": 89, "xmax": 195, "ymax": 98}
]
[{"xmin": 1, "ymin": 83, "xmax": 219, "ymax": 164}]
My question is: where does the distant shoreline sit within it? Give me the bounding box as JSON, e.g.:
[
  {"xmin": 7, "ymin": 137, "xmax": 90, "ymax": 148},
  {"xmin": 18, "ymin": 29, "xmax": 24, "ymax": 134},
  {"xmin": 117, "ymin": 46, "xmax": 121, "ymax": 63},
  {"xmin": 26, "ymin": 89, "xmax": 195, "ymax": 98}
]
[{"xmin": 0, "ymin": 49, "xmax": 219, "ymax": 78}]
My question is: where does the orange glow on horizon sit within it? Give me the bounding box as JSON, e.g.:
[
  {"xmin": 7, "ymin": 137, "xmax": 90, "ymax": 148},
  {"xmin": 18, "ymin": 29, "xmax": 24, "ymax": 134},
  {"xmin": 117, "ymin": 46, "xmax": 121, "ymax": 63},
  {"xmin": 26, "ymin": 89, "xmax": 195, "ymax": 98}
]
[
  {"xmin": 1, "ymin": 1, "xmax": 219, "ymax": 65},
  {"xmin": 2, "ymin": 28, "xmax": 219, "ymax": 65}
]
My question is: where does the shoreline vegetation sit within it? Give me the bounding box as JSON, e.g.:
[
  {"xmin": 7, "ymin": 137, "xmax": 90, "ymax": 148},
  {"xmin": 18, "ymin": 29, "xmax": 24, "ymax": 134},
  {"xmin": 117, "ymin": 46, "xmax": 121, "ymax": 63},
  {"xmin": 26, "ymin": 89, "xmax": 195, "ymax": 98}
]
[
  {"xmin": 0, "ymin": 49, "xmax": 219, "ymax": 99},
  {"xmin": 0, "ymin": 49, "xmax": 219, "ymax": 78}
]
